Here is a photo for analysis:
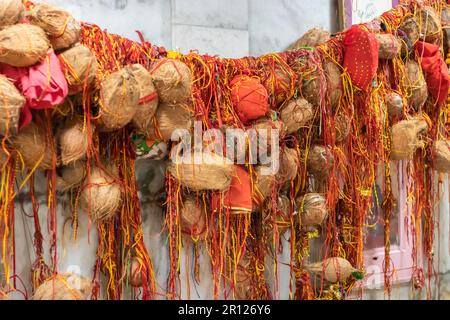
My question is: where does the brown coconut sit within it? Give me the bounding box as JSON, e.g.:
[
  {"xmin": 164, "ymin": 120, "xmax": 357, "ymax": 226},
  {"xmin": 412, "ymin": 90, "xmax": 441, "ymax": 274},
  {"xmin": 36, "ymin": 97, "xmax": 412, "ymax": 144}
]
[
  {"xmin": 288, "ymin": 28, "xmax": 330, "ymax": 50},
  {"xmin": 150, "ymin": 58, "xmax": 192, "ymax": 105},
  {"xmin": 418, "ymin": 6, "xmax": 441, "ymax": 43},
  {"xmin": 0, "ymin": 74, "xmax": 25, "ymax": 136},
  {"xmin": 59, "ymin": 44, "xmax": 97, "ymax": 95},
  {"xmin": 80, "ymin": 165, "xmax": 122, "ymax": 222},
  {"xmin": 149, "ymin": 102, "xmax": 193, "ymax": 141},
  {"xmin": 58, "ymin": 117, "xmax": 88, "ymax": 165},
  {"xmin": 11, "ymin": 122, "xmax": 55, "ymax": 170},
  {"xmin": 297, "ymin": 193, "xmax": 328, "ymax": 228},
  {"xmin": 405, "ymin": 60, "xmax": 428, "ymax": 110},
  {"xmin": 433, "ymin": 140, "xmax": 450, "ymax": 173},
  {"xmin": 306, "ymin": 145, "xmax": 334, "ymax": 179},
  {"xmin": 98, "ymin": 68, "xmax": 140, "ymax": 131},
  {"xmin": 280, "ymin": 98, "xmax": 314, "ymax": 134},
  {"xmin": 0, "ymin": 0, "xmax": 24, "ymax": 30},
  {"xmin": 252, "ymin": 165, "xmax": 276, "ymax": 207},
  {"xmin": 32, "ymin": 273, "xmax": 91, "ymax": 300},
  {"xmin": 56, "ymin": 160, "xmax": 85, "ymax": 192},
  {"xmin": 251, "ymin": 118, "xmax": 285, "ymax": 153},
  {"xmin": 302, "ymin": 66, "xmax": 321, "ymax": 107},
  {"xmin": 390, "ymin": 117, "xmax": 428, "ymax": 160},
  {"xmin": 277, "ymin": 147, "xmax": 298, "ymax": 183},
  {"xmin": 386, "ymin": 92, "xmax": 404, "ymax": 119},
  {"xmin": 335, "ymin": 111, "xmax": 351, "ymax": 143},
  {"xmin": 375, "ymin": 33, "xmax": 401, "ymax": 59},
  {"xmin": 0, "ymin": 23, "xmax": 50, "ymax": 67},
  {"xmin": 399, "ymin": 16, "xmax": 420, "ymax": 55},
  {"xmin": 306, "ymin": 257, "xmax": 360, "ymax": 283},
  {"xmin": 167, "ymin": 152, "xmax": 235, "ymax": 191},
  {"xmin": 181, "ymin": 196, "xmax": 207, "ymax": 239},
  {"xmin": 128, "ymin": 64, "xmax": 159, "ymax": 136},
  {"xmin": 324, "ymin": 59, "xmax": 343, "ymax": 110},
  {"xmin": 129, "ymin": 257, "xmax": 144, "ymax": 288},
  {"xmin": 27, "ymin": 3, "xmax": 81, "ymax": 51}
]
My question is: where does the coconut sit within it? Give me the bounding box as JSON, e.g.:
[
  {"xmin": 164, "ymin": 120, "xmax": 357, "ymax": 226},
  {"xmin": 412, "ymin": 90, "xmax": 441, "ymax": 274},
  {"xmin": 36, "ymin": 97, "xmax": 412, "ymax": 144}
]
[
  {"xmin": 59, "ymin": 44, "xmax": 97, "ymax": 95},
  {"xmin": 398, "ymin": 16, "xmax": 420, "ymax": 55},
  {"xmin": 390, "ymin": 117, "xmax": 428, "ymax": 160},
  {"xmin": 167, "ymin": 152, "xmax": 235, "ymax": 191},
  {"xmin": 250, "ymin": 118, "xmax": 285, "ymax": 153},
  {"xmin": 97, "ymin": 68, "xmax": 140, "ymax": 131},
  {"xmin": 27, "ymin": 3, "xmax": 81, "ymax": 51},
  {"xmin": 32, "ymin": 273, "xmax": 91, "ymax": 300},
  {"xmin": 80, "ymin": 165, "xmax": 122, "ymax": 222},
  {"xmin": 418, "ymin": 6, "xmax": 441, "ymax": 43},
  {"xmin": 432, "ymin": 140, "xmax": 450, "ymax": 173},
  {"xmin": 148, "ymin": 102, "xmax": 193, "ymax": 141},
  {"xmin": 0, "ymin": 0, "xmax": 24, "ymax": 30},
  {"xmin": 405, "ymin": 60, "xmax": 428, "ymax": 110},
  {"xmin": 150, "ymin": 58, "xmax": 192, "ymax": 105},
  {"xmin": 306, "ymin": 145, "xmax": 334, "ymax": 179},
  {"xmin": 280, "ymin": 98, "xmax": 314, "ymax": 134},
  {"xmin": 181, "ymin": 196, "xmax": 207, "ymax": 239},
  {"xmin": 386, "ymin": 92, "xmax": 404, "ymax": 119},
  {"xmin": 324, "ymin": 59, "xmax": 342, "ymax": 110},
  {"xmin": 288, "ymin": 28, "xmax": 330, "ymax": 50},
  {"xmin": 0, "ymin": 74, "xmax": 25, "ymax": 136},
  {"xmin": 297, "ymin": 193, "xmax": 327, "ymax": 228},
  {"xmin": 335, "ymin": 111, "xmax": 351, "ymax": 143},
  {"xmin": 302, "ymin": 66, "xmax": 321, "ymax": 107},
  {"xmin": 277, "ymin": 147, "xmax": 298, "ymax": 183},
  {"xmin": 252, "ymin": 165, "xmax": 276, "ymax": 207},
  {"xmin": 305, "ymin": 257, "xmax": 362, "ymax": 283},
  {"xmin": 0, "ymin": 24, "xmax": 50, "ymax": 67},
  {"xmin": 129, "ymin": 257, "xmax": 144, "ymax": 288},
  {"xmin": 58, "ymin": 117, "xmax": 88, "ymax": 165},
  {"xmin": 375, "ymin": 33, "xmax": 401, "ymax": 59},
  {"xmin": 56, "ymin": 160, "xmax": 85, "ymax": 192},
  {"xmin": 11, "ymin": 122, "xmax": 55, "ymax": 170}
]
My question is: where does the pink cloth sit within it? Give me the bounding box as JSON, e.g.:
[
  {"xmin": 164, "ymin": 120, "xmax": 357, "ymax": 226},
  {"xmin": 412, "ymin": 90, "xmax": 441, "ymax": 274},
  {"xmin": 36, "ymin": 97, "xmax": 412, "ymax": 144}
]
[{"xmin": 0, "ymin": 50, "xmax": 68, "ymax": 128}]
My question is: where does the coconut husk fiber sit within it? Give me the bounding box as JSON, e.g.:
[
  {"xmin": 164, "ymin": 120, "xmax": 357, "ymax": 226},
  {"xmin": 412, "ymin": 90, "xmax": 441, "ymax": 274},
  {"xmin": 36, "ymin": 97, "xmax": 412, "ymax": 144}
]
[
  {"xmin": 418, "ymin": 6, "xmax": 441, "ymax": 43},
  {"xmin": 0, "ymin": 74, "xmax": 25, "ymax": 136},
  {"xmin": 405, "ymin": 60, "xmax": 428, "ymax": 110},
  {"xmin": 277, "ymin": 147, "xmax": 298, "ymax": 183},
  {"xmin": 80, "ymin": 165, "xmax": 122, "ymax": 222},
  {"xmin": 150, "ymin": 58, "xmax": 192, "ymax": 105},
  {"xmin": 305, "ymin": 257, "xmax": 360, "ymax": 283},
  {"xmin": 58, "ymin": 117, "xmax": 88, "ymax": 165},
  {"xmin": 390, "ymin": 117, "xmax": 428, "ymax": 160},
  {"xmin": 97, "ymin": 67, "xmax": 140, "ymax": 131},
  {"xmin": 263, "ymin": 195, "xmax": 291, "ymax": 236},
  {"xmin": 0, "ymin": 0, "xmax": 24, "ymax": 30},
  {"xmin": 167, "ymin": 152, "xmax": 235, "ymax": 191},
  {"xmin": 181, "ymin": 196, "xmax": 207, "ymax": 240},
  {"xmin": 280, "ymin": 98, "xmax": 314, "ymax": 134},
  {"xmin": 324, "ymin": 59, "xmax": 342, "ymax": 110},
  {"xmin": 0, "ymin": 23, "xmax": 50, "ymax": 67},
  {"xmin": 386, "ymin": 92, "xmax": 404, "ymax": 119},
  {"xmin": 11, "ymin": 122, "xmax": 56, "ymax": 170},
  {"xmin": 148, "ymin": 102, "xmax": 194, "ymax": 141},
  {"xmin": 32, "ymin": 273, "xmax": 92, "ymax": 300},
  {"xmin": 288, "ymin": 28, "xmax": 330, "ymax": 50},
  {"xmin": 398, "ymin": 16, "xmax": 420, "ymax": 54},
  {"xmin": 375, "ymin": 33, "xmax": 401, "ymax": 59},
  {"xmin": 59, "ymin": 44, "xmax": 97, "ymax": 95},
  {"xmin": 27, "ymin": 3, "xmax": 81, "ymax": 51},
  {"xmin": 306, "ymin": 145, "xmax": 334, "ymax": 179},
  {"xmin": 335, "ymin": 111, "xmax": 351, "ymax": 143},
  {"xmin": 128, "ymin": 64, "xmax": 159, "ymax": 136},
  {"xmin": 432, "ymin": 140, "xmax": 450, "ymax": 173},
  {"xmin": 56, "ymin": 160, "xmax": 85, "ymax": 192},
  {"xmin": 297, "ymin": 193, "xmax": 327, "ymax": 229},
  {"xmin": 252, "ymin": 165, "xmax": 276, "ymax": 207}
]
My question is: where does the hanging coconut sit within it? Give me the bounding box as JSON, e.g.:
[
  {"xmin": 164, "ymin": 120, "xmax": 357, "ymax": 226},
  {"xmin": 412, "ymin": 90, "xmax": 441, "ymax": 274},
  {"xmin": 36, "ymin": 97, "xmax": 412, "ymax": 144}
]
[
  {"xmin": 297, "ymin": 193, "xmax": 328, "ymax": 229},
  {"xmin": 305, "ymin": 257, "xmax": 363, "ymax": 283},
  {"xmin": 390, "ymin": 117, "xmax": 428, "ymax": 160},
  {"xmin": 56, "ymin": 160, "xmax": 85, "ymax": 192},
  {"xmin": 0, "ymin": 23, "xmax": 50, "ymax": 67},
  {"xmin": 27, "ymin": 3, "xmax": 81, "ymax": 51},
  {"xmin": 268, "ymin": 63, "xmax": 294, "ymax": 107},
  {"xmin": 58, "ymin": 44, "xmax": 97, "ymax": 95},
  {"xmin": 335, "ymin": 111, "xmax": 351, "ymax": 143},
  {"xmin": 302, "ymin": 63, "xmax": 321, "ymax": 107},
  {"xmin": 405, "ymin": 60, "xmax": 428, "ymax": 110},
  {"xmin": 432, "ymin": 140, "xmax": 450, "ymax": 173},
  {"xmin": 167, "ymin": 152, "xmax": 235, "ymax": 191},
  {"xmin": 148, "ymin": 102, "xmax": 194, "ymax": 141},
  {"xmin": 250, "ymin": 118, "xmax": 285, "ymax": 153},
  {"xmin": 280, "ymin": 98, "xmax": 314, "ymax": 134},
  {"xmin": 11, "ymin": 122, "xmax": 56, "ymax": 170},
  {"xmin": 129, "ymin": 257, "xmax": 145, "ymax": 288},
  {"xmin": 0, "ymin": 74, "xmax": 25, "ymax": 136},
  {"xmin": 277, "ymin": 147, "xmax": 298, "ymax": 183},
  {"xmin": 288, "ymin": 28, "xmax": 330, "ymax": 50},
  {"xmin": 324, "ymin": 59, "xmax": 343, "ymax": 110},
  {"xmin": 0, "ymin": 0, "xmax": 24, "ymax": 30},
  {"xmin": 252, "ymin": 165, "xmax": 276, "ymax": 207},
  {"xmin": 58, "ymin": 117, "xmax": 88, "ymax": 165},
  {"xmin": 97, "ymin": 67, "xmax": 140, "ymax": 131},
  {"xmin": 398, "ymin": 16, "xmax": 420, "ymax": 54},
  {"xmin": 80, "ymin": 165, "xmax": 122, "ymax": 222},
  {"xmin": 32, "ymin": 273, "xmax": 92, "ymax": 300},
  {"xmin": 386, "ymin": 92, "xmax": 404, "ymax": 119},
  {"xmin": 150, "ymin": 58, "xmax": 192, "ymax": 105},
  {"xmin": 181, "ymin": 196, "xmax": 207, "ymax": 240},
  {"xmin": 306, "ymin": 145, "xmax": 334, "ymax": 179},
  {"xmin": 375, "ymin": 33, "xmax": 401, "ymax": 59},
  {"xmin": 418, "ymin": 6, "xmax": 441, "ymax": 43},
  {"xmin": 128, "ymin": 64, "xmax": 159, "ymax": 136}
]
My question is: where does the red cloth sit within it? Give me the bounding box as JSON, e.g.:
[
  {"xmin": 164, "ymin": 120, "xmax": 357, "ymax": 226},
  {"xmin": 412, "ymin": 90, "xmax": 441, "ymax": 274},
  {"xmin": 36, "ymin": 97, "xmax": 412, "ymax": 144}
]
[
  {"xmin": 415, "ymin": 41, "xmax": 450, "ymax": 105},
  {"xmin": 211, "ymin": 166, "xmax": 253, "ymax": 213},
  {"xmin": 0, "ymin": 50, "xmax": 68, "ymax": 129},
  {"xmin": 230, "ymin": 75, "xmax": 269, "ymax": 124},
  {"xmin": 343, "ymin": 25, "xmax": 379, "ymax": 91}
]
